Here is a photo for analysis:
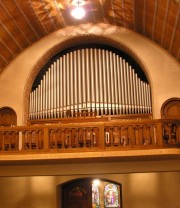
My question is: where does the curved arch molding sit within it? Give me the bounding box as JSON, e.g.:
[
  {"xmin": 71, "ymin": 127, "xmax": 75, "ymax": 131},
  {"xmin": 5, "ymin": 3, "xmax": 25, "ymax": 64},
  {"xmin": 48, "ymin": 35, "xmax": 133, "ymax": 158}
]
[{"xmin": 0, "ymin": 23, "xmax": 179, "ymax": 125}]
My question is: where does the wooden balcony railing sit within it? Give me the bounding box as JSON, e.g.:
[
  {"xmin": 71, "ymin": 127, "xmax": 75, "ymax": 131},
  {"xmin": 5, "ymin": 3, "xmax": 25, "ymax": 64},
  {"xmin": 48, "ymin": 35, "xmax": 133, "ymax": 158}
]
[{"xmin": 0, "ymin": 119, "xmax": 179, "ymax": 152}]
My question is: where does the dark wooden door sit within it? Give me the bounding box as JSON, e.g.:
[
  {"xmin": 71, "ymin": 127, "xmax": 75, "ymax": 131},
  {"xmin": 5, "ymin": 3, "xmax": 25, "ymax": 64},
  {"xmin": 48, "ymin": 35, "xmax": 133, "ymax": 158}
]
[{"xmin": 62, "ymin": 179, "xmax": 92, "ymax": 208}]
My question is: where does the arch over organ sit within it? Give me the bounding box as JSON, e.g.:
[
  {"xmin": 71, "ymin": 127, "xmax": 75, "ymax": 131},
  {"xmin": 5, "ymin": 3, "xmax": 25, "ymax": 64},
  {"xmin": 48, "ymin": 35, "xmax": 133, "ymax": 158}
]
[{"xmin": 28, "ymin": 43, "xmax": 152, "ymax": 122}]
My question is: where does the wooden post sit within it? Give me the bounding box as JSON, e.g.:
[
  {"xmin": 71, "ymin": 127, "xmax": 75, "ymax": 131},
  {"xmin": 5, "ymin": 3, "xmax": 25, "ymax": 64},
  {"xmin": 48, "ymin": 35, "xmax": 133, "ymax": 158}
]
[
  {"xmin": 43, "ymin": 127, "xmax": 49, "ymax": 150},
  {"xmin": 2, "ymin": 132, "xmax": 5, "ymax": 150},
  {"xmin": 156, "ymin": 121, "xmax": 163, "ymax": 145},
  {"xmin": 99, "ymin": 123, "xmax": 105, "ymax": 149}
]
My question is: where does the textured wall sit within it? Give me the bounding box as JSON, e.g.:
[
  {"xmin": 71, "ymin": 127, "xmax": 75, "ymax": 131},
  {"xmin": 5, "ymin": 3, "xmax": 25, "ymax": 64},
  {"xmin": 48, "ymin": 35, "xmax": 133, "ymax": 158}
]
[{"xmin": 0, "ymin": 171, "xmax": 179, "ymax": 208}]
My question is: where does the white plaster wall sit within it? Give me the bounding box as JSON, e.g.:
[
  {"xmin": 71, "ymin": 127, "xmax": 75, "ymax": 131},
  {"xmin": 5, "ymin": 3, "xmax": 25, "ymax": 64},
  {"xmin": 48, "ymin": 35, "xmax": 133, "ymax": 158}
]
[{"xmin": 0, "ymin": 23, "xmax": 179, "ymax": 125}]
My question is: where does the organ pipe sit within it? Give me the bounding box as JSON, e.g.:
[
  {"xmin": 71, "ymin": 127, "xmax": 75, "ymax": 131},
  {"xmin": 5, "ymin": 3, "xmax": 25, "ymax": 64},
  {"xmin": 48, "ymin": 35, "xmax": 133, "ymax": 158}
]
[
  {"xmin": 106, "ymin": 50, "xmax": 111, "ymax": 114},
  {"xmin": 81, "ymin": 49, "xmax": 86, "ymax": 110},
  {"xmin": 116, "ymin": 55, "xmax": 121, "ymax": 114},
  {"xmin": 40, "ymin": 80, "xmax": 43, "ymax": 118},
  {"xmin": 126, "ymin": 63, "xmax": 131, "ymax": 114},
  {"xmin": 86, "ymin": 49, "xmax": 90, "ymax": 112},
  {"xmin": 48, "ymin": 68, "xmax": 51, "ymax": 118},
  {"xmin": 59, "ymin": 58, "xmax": 62, "ymax": 117},
  {"xmin": 129, "ymin": 66, "xmax": 134, "ymax": 114},
  {"xmin": 70, "ymin": 52, "xmax": 73, "ymax": 116},
  {"xmin": 102, "ymin": 49, "xmax": 107, "ymax": 114},
  {"xmin": 90, "ymin": 48, "xmax": 95, "ymax": 112},
  {"xmin": 66, "ymin": 53, "xmax": 70, "ymax": 113},
  {"xmin": 53, "ymin": 62, "xmax": 57, "ymax": 118},
  {"xmin": 63, "ymin": 55, "xmax": 66, "ymax": 116},
  {"xmin": 98, "ymin": 49, "xmax": 103, "ymax": 115},
  {"xmin": 56, "ymin": 60, "xmax": 60, "ymax": 118},
  {"xmin": 29, "ymin": 48, "xmax": 152, "ymax": 119},
  {"xmin": 50, "ymin": 65, "xmax": 53, "ymax": 117},
  {"xmin": 77, "ymin": 50, "xmax": 82, "ymax": 112},
  {"xmin": 73, "ymin": 51, "xmax": 78, "ymax": 114},
  {"xmin": 119, "ymin": 57, "xmax": 125, "ymax": 114},
  {"xmin": 110, "ymin": 51, "xmax": 115, "ymax": 115},
  {"xmin": 94, "ymin": 49, "xmax": 99, "ymax": 115},
  {"xmin": 113, "ymin": 53, "xmax": 118, "ymax": 115}
]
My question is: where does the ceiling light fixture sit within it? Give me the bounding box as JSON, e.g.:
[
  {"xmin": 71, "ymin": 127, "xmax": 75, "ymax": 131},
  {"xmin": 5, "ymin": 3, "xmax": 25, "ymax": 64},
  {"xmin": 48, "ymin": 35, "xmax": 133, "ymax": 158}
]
[{"xmin": 70, "ymin": 0, "xmax": 87, "ymax": 19}]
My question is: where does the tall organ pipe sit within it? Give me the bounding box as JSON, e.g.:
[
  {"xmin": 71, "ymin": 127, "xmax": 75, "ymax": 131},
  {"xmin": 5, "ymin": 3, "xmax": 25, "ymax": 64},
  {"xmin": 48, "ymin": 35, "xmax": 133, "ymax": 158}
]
[
  {"xmin": 77, "ymin": 50, "xmax": 82, "ymax": 112},
  {"xmin": 29, "ymin": 48, "xmax": 152, "ymax": 119},
  {"xmin": 98, "ymin": 49, "xmax": 103, "ymax": 115},
  {"xmin": 113, "ymin": 53, "xmax": 118, "ymax": 115},
  {"xmin": 73, "ymin": 51, "xmax": 77, "ymax": 114},
  {"xmin": 90, "ymin": 48, "xmax": 95, "ymax": 113},
  {"xmin": 106, "ymin": 50, "xmax": 111, "ymax": 114},
  {"xmin": 86, "ymin": 49, "xmax": 90, "ymax": 112},
  {"xmin": 116, "ymin": 55, "xmax": 121, "ymax": 114},
  {"xmin": 56, "ymin": 60, "xmax": 60, "ymax": 118},
  {"xmin": 102, "ymin": 49, "xmax": 107, "ymax": 114},
  {"xmin": 119, "ymin": 58, "xmax": 125, "ymax": 114},
  {"xmin": 94, "ymin": 49, "xmax": 99, "ymax": 115},
  {"xmin": 70, "ymin": 52, "xmax": 73, "ymax": 116},
  {"xmin": 129, "ymin": 66, "xmax": 134, "ymax": 114},
  {"xmin": 110, "ymin": 51, "xmax": 115, "ymax": 115}
]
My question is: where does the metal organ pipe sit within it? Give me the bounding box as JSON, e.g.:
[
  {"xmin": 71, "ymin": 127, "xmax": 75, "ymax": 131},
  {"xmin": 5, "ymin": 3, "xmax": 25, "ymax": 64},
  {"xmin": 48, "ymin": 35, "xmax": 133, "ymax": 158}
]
[
  {"xmin": 142, "ymin": 81, "xmax": 146, "ymax": 114},
  {"xmin": 29, "ymin": 48, "xmax": 152, "ymax": 120},
  {"xmin": 31, "ymin": 91, "xmax": 34, "ymax": 119},
  {"xmin": 119, "ymin": 58, "xmax": 125, "ymax": 114},
  {"xmin": 86, "ymin": 49, "xmax": 90, "ymax": 112},
  {"xmin": 63, "ymin": 55, "xmax": 66, "ymax": 116},
  {"xmin": 77, "ymin": 50, "xmax": 82, "ymax": 112},
  {"xmin": 113, "ymin": 53, "xmax": 118, "ymax": 115},
  {"xmin": 116, "ymin": 55, "xmax": 121, "ymax": 114},
  {"xmin": 110, "ymin": 51, "xmax": 115, "ymax": 115},
  {"xmin": 40, "ymin": 80, "xmax": 43, "ymax": 118},
  {"xmin": 126, "ymin": 63, "xmax": 131, "ymax": 114},
  {"xmin": 69, "ymin": 52, "xmax": 73, "ymax": 116},
  {"xmin": 56, "ymin": 60, "xmax": 60, "ymax": 118},
  {"xmin": 29, "ymin": 93, "xmax": 32, "ymax": 119},
  {"xmin": 66, "ymin": 54, "xmax": 70, "ymax": 115},
  {"xmin": 102, "ymin": 49, "xmax": 107, "ymax": 114},
  {"xmin": 53, "ymin": 62, "xmax": 57, "ymax": 118},
  {"xmin": 106, "ymin": 50, "xmax": 111, "ymax": 114},
  {"xmin": 129, "ymin": 66, "xmax": 134, "ymax": 114},
  {"xmin": 81, "ymin": 49, "xmax": 86, "ymax": 111},
  {"xmin": 73, "ymin": 51, "xmax": 77, "ymax": 114},
  {"xmin": 94, "ymin": 49, "xmax": 99, "ymax": 115},
  {"xmin": 98, "ymin": 49, "xmax": 103, "ymax": 115},
  {"xmin": 147, "ymin": 84, "xmax": 151, "ymax": 113},
  {"xmin": 90, "ymin": 48, "xmax": 95, "ymax": 113},
  {"xmin": 123, "ymin": 59, "xmax": 128, "ymax": 114},
  {"xmin": 48, "ymin": 68, "xmax": 51, "ymax": 118}
]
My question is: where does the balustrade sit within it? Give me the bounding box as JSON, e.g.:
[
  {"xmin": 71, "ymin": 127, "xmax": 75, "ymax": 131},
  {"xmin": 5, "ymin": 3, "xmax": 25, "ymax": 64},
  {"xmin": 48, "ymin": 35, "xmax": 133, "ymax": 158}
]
[{"xmin": 0, "ymin": 119, "xmax": 179, "ymax": 152}]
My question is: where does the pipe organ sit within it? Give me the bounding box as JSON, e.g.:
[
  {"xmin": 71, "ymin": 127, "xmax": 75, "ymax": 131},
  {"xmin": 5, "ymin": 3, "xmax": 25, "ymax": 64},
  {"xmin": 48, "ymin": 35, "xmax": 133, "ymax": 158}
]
[{"xmin": 29, "ymin": 47, "xmax": 152, "ymax": 120}]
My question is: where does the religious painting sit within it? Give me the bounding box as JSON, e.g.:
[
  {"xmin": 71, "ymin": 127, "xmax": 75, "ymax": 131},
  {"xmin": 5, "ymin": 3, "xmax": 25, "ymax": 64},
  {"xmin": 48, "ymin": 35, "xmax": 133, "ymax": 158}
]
[
  {"xmin": 92, "ymin": 183, "xmax": 100, "ymax": 208},
  {"xmin": 69, "ymin": 186, "xmax": 88, "ymax": 200},
  {"xmin": 104, "ymin": 183, "xmax": 120, "ymax": 208}
]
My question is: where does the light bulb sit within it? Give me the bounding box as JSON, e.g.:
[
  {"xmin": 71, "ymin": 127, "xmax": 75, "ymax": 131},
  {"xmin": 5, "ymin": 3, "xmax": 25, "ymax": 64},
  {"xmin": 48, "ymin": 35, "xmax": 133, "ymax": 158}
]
[
  {"xmin": 71, "ymin": 7, "xmax": 86, "ymax": 19},
  {"xmin": 93, "ymin": 179, "xmax": 100, "ymax": 186}
]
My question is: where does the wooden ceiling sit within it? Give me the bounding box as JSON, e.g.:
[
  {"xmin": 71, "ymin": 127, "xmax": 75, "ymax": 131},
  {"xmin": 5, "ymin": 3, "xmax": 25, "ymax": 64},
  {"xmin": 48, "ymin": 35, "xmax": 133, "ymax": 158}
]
[{"xmin": 0, "ymin": 0, "xmax": 179, "ymax": 73}]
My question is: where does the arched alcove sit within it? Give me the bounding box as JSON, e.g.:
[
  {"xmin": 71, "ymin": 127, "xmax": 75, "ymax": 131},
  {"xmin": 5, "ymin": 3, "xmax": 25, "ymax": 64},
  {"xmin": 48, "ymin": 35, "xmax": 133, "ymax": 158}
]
[
  {"xmin": 0, "ymin": 107, "xmax": 17, "ymax": 127},
  {"xmin": 161, "ymin": 98, "xmax": 180, "ymax": 119},
  {"xmin": 57, "ymin": 178, "xmax": 122, "ymax": 208}
]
